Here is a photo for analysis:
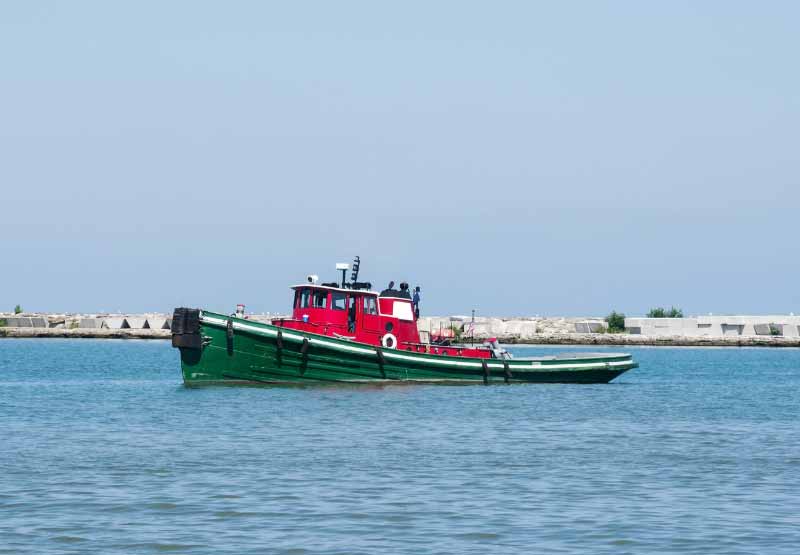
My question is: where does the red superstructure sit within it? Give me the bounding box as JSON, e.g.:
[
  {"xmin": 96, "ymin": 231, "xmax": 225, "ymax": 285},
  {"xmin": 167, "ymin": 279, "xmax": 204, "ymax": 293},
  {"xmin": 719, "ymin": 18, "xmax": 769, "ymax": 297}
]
[{"xmin": 271, "ymin": 258, "xmax": 492, "ymax": 359}]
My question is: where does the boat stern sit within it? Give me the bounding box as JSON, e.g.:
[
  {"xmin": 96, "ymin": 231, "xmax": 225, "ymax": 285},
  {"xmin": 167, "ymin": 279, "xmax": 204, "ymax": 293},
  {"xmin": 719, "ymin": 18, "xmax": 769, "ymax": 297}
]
[{"xmin": 171, "ymin": 307, "xmax": 207, "ymax": 383}]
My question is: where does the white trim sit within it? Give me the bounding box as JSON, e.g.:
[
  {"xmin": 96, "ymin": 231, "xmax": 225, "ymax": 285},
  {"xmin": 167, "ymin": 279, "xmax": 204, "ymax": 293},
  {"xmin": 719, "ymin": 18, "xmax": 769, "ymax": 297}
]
[
  {"xmin": 286, "ymin": 287, "xmax": 416, "ymax": 321},
  {"xmin": 382, "ymin": 350, "xmax": 633, "ymax": 370},
  {"xmin": 200, "ymin": 314, "xmax": 634, "ymax": 371},
  {"xmin": 291, "ymin": 284, "xmax": 377, "ymax": 295},
  {"xmin": 202, "ymin": 315, "xmax": 376, "ymax": 356}
]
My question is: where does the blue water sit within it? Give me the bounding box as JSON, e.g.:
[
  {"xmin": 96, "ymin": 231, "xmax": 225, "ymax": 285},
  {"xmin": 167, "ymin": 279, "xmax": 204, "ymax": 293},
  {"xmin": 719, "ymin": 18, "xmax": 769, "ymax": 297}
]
[{"xmin": 1, "ymin": 340, "xmax": 799, "ymax": 554}]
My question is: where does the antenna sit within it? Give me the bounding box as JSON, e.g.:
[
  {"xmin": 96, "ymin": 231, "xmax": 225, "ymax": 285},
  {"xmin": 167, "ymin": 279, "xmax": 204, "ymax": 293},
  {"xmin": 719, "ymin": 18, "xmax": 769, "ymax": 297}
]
[
  {"xmin": 471, "ymin": 309, "xmax": 475, "ymax": 346},
  {"xmin": 350, "ymin": 255, "xmax": 361, "ymax": 284}
]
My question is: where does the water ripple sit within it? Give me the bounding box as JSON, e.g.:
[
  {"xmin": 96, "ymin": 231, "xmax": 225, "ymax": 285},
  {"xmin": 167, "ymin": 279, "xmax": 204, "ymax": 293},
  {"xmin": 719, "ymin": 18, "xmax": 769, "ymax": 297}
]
[{"xmin": 1, "ymin": 340, "xmax": 799, "ymax": 554}]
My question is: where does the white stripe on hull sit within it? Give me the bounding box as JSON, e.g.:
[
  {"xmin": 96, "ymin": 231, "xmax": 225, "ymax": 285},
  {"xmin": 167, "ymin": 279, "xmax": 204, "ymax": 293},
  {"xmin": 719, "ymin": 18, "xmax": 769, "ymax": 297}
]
[{"xmin": 200, "ymin": 314, "xmax": 634, "ymax": 372}]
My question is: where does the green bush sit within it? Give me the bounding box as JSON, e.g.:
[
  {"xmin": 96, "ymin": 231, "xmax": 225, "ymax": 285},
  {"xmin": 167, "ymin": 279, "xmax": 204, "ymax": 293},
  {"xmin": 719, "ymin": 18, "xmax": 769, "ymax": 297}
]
[
  {"xmin": 605, "ymin": 311, "xmax": 626, "ymax": 333},
  {"xmin": 647, "ymin": 306, "xmax": 683, "ymax": 318},
  {"xmin": 0, "ymin": 319, "xmax": 7, "ymax": 327},
  {"xmin": 769, "ymin": 324, "xmax": 782, "ymax": 336},
  {"xmin": 14, "ymin": 305, "xmax": 22, "ymax": 314}
]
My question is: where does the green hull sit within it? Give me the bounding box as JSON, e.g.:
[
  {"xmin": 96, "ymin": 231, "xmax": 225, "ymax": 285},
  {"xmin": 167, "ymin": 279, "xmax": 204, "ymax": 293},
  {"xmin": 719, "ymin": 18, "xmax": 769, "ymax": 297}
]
[{"xmin": 174, "ymin": 310, "xmax": 637, "ymax": 386}]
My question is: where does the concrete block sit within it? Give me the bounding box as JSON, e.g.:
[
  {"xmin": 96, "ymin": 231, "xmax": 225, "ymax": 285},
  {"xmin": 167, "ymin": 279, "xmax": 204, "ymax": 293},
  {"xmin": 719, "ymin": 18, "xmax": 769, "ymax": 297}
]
[
  {"xmin": 103, "ymin": 317, "xmax": 128, "ymax": 329},
  {"xmin": 753, "ymin": 322, "xmax": 786, "ymax": 335},
  {"xmin": 502, "ymin": 320, "xmax": 539, "ymax": 338},
  {"xmin": 695, "ymin": 323, "xmax": 716, "ymax": 336},
  {"xmin": 418, "ymin": 317, "xmax": 460, "ymax": 335},
  {"xmin": 753, "ymin": 323, "xmax": 777, "ymax": 336},
  {"xmin": 2, "ymin": 317, "xmax": 32, "ymax": 327},
  {"xmin": 146, "ymin": 317, "xmax": 168, "ymax": 330},
  {"xmin": 721, "ymin": 324, "xmax": 743, "ymax": 336},
  {"xmin": 79, "ymin": 318, "xmax": 103, "ymax": 329},
  {"xmin": 469, "ymin": 318, "xmax": 507, "ymax": 338},
  {"xmin": 1, "ymin": 317, "xmax": 48, "ymax": 328},
  {"xmin": 575, "ymin": 321, "xmax": 606, "ymax": 333},
  {"xmin": 125, "ymin": 318, "xmax": 148, "ymax": 329}
]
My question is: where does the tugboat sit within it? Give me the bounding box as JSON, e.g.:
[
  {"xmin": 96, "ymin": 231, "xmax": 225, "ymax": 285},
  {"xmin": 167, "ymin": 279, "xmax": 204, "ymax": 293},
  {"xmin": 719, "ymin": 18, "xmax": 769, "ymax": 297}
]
[{"xmin": 171, "ymin": 257, "xmax": 637, "ymax": 385}]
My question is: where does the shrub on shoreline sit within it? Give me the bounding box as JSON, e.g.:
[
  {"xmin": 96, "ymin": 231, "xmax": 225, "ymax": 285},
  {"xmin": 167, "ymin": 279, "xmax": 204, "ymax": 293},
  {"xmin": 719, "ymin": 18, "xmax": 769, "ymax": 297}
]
[
  {"xmin": 605, "ymin": 311, "xmax": 626, "ymax": 333},
  {"xmin": 647, "ymin": 306, "xmax": 683, "ymax": 318}
]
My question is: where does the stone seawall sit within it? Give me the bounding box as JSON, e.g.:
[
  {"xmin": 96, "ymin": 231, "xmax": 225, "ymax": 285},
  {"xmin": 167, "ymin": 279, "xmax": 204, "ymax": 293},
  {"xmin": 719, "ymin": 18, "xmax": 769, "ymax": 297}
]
[
  {"xmin": 3, "ymin": 326, "xmax": 799, "ymax": 347},
  {"xmin": 417, "ymin": 316, "xmax": 607, "ymax": 339},
  {"xmin": 499, "ymin": 333, "xmax": 800, "ymax": 348},
  {"xmin": 3, "ymin": 313, "xmax": 800, "ymax": 347},
  {"xmin": 624, "ymin": 315, "xmax": 800, "ymax": 338},
  {"xmin": 0, "ymin": 328, "xmax": 170, "ymax": 339},
  {"xmin": 417, "ymin": 315, "xmax": 800, "ymax": 346}
]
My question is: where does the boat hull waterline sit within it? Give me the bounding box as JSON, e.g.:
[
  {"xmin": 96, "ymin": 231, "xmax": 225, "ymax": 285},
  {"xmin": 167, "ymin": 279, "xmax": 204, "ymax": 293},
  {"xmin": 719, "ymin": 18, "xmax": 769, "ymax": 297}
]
[{"xmin": 174, "ymin": 310, "xmax": 638, "ymax": 386}]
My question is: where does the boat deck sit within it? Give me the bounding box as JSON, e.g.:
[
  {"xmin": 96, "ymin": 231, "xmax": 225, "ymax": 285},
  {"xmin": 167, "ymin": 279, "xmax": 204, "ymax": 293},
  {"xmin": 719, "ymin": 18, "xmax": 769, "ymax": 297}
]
[{"xmin": 516, "ymin": 352, "xmax": 630, "ymax": 361}]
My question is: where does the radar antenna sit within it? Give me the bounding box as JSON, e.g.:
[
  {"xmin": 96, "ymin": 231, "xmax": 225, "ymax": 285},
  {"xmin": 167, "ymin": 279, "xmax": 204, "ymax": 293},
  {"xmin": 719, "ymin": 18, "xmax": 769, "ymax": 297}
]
[{"xmin": 350, "ymin": 255, "xmax": 361, "ymax": 284}]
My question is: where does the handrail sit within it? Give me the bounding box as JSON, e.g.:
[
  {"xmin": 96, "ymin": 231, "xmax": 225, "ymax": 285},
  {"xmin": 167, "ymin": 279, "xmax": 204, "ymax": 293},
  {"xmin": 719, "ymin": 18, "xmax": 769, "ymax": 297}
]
[{"xmin": 274, "ymin": 318, "xmax": 321, "ymax": 327}]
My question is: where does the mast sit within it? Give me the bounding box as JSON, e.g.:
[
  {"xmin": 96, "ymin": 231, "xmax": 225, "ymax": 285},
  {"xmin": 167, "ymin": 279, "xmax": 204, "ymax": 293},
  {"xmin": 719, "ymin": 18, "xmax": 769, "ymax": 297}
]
[
  {"xmin": 471, "ymin": 309, "xmax": 475, "ymax": 346},
  {"xmin": 350, "ymin": 255, "xmax": 360, "ymax": 285}
]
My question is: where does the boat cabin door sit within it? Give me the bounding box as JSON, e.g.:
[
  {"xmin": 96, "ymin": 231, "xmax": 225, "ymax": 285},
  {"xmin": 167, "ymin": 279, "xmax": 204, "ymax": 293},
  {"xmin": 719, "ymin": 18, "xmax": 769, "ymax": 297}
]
[
  {"xmin": 359, "ymin": 295, "xmax": 382, "ymax": 341},
  {"xmin": 347, "ymin": 295, "xmax": 357, "ymax": 333}
]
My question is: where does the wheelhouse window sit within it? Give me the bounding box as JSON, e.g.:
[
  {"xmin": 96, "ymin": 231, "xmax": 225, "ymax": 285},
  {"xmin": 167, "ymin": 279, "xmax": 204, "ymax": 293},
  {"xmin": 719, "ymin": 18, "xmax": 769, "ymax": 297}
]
[
  {"xmin": 331, "ymin": 291, "xmax": 347, "ymax": 310},
  {"xmin": 363, "ymin": 296, "xmax": 378, "ymax": 315},
  {"xmin": 299, "ymin": 288, "xmax": 311, "ymax": 309},
  {"xmin": 312, "ymin": 290, "xmax": 328, "ymax": 309}
]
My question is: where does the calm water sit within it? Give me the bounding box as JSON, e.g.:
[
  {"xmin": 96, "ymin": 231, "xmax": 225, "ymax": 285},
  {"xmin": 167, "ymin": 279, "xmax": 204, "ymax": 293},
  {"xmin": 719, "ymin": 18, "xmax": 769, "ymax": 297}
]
[{"xmin": 1, "ymin": 340, "xmax": 799, "ymax": 554}]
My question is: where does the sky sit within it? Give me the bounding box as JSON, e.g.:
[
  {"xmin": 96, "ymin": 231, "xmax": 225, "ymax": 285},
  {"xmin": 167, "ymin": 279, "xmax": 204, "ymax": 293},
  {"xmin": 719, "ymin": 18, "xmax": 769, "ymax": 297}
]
[{"xmin": 1, "ymin": 2, "xmax": 798, "ymax": 317}]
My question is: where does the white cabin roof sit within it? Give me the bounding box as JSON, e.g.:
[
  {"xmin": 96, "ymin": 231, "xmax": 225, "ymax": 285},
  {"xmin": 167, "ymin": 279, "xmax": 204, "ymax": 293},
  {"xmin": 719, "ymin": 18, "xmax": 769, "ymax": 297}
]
[{"xmin": 290, "ymin": 284, "xmax": 377, "ymax": 296}]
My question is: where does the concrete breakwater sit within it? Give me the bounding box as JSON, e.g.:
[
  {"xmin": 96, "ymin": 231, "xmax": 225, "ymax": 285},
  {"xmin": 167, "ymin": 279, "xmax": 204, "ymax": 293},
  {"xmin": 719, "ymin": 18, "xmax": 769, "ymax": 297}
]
[
  {"xmin": 0, "ymin": 312, "xmax": 283, "ymax": 339},
  {"xmin": 0, "ymin": 313, "xmax": 172, "ymax": 338},
  {"xmin": 417, "ymin": 316, "xmax": 800, "ymax": 347},
  {"xmin": 0, "ymin": 313, "xmax": 602, "ymax": 338},
  {"xmin": 0, "ymin": 327, "xmax": 171, "ymax": 339},
  {"xmin": 624, "ymin": 315, "xmax": 800, "ymax": 338},
  {"xmin": 2, "ymin": 312, "xmax": 800, "ymax": 347},
  {"xmin": 495, "ymin": 333, "xmax": 800, "ymax": 347},
  {"xmin": 417, "ymin": 316, "xmax": 607, "ymax": 339}
]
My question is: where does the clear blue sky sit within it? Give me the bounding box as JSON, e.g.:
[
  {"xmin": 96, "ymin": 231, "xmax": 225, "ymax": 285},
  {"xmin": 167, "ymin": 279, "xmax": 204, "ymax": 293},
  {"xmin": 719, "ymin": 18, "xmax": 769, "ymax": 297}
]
[{"xmin": 1, "ymin": 2, "xmax": 798, "ymax": 316}]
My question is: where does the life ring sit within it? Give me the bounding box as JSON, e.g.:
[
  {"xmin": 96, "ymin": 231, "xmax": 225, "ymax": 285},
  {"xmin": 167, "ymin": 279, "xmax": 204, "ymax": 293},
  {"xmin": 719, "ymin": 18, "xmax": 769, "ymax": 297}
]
[{"xmin": 381, "ymin": 333, "xmax": 398, "ymax": 349}]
